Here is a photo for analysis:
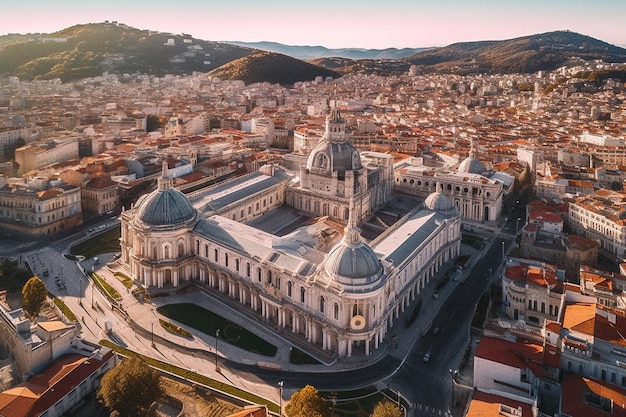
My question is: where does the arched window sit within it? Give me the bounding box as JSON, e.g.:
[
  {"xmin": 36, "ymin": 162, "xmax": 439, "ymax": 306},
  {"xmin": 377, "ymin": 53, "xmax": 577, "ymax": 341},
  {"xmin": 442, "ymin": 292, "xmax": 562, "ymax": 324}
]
[
  {"xmin": 204, "ymin": 244, "xmax": 209, "ymax": 258},
  {"xmin": 195, "ymin": 240, "xmax": 200, "ymax": 254},
  {"xmin": 225, "ymin": 253, "xmax": 229, "ymax": 267},
  {"xmin": 153, "ymin": 247, "xmax": 157, "ymax": 260},
  {"xmin": 320, "ymin": 296, "xmax": 325, "ymax": 313},
  {"xmin": 178, "ymin": 243, "xmax": 184, "ymax": 257},
  {"xmin": 246, "ymin": 263, "xmax": 251, "ymax": 277},
  {"xmin": 164, "ymin": 246, "xmax": 170, "ymax": 259},
  {"xmin": 288, "ymin": 281, "xmax": 293, "ymax": 297},
  {"xmin": 300, "ymin": 287, "xmax": 305, "ymax": 303},
  {"xmin": 334, "ymin": 303, "xmax": 339, "ymax": 320},
  {"xmin": 267, "ymin": 270, "xmax": 272, "ymax": 284},
  {"xmin": 257, "ymin": 268, "xmax": 262, "ymax": 282},
  {"xmin": 235, "ymin": 258, "xmax": 240, "ymax": 272},
  {"xmin": 214, "ymin": 249, "xmax": 218, "ymax": 262}
]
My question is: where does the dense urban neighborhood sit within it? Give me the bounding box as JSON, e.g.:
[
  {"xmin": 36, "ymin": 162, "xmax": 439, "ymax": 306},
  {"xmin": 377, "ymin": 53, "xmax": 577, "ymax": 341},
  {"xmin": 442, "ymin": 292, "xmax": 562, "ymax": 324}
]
[{"xmin": 2, "ymin": 22, "xmax": 626, "ymax": 417}]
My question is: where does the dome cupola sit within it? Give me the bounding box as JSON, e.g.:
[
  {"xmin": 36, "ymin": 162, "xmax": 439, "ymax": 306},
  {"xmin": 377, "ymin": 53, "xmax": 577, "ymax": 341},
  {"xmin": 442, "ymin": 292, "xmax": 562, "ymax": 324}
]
[
  {"xmin": 135, "ymin": 162, "xmax": 197, "ymax": 228},
  {"xmin": 323, "ymin": 201, "xmax": 383, "ymax": 292}
]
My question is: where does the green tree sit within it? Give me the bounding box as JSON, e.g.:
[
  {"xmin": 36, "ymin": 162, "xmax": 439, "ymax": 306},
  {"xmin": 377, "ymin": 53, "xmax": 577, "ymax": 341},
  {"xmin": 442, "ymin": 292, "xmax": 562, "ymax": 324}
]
[
  {"xmin": 97, "ymin": 356, "xmax": 164, "ymax": 417},
  {"xmin": 146, "ymin": 115, "xmax": 167, "ymax": 132},
  {"xmin": 285, "ymin": 385, "xmax": 330, "ymax": 417},
  {"xmin": 370, "ymin": 400, "xmax": 403, "ymax": 417},
  {"xmin": 21, "ymin": 276, "xmax": 47, "ymax": 321}
]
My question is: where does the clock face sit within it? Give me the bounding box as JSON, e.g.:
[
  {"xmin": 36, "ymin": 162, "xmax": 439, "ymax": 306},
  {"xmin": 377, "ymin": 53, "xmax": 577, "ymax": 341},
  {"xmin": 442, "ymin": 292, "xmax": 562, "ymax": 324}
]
[{"xmin": 350, "ymin": 314, "xmax": 366, "ymax": 330}]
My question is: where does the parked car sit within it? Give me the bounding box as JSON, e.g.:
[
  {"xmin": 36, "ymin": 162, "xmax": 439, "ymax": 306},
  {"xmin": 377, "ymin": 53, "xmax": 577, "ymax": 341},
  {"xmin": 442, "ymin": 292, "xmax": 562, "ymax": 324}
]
[{"xmin": 423, "ymin": 351, "xmax": 431, "ymax": 362}]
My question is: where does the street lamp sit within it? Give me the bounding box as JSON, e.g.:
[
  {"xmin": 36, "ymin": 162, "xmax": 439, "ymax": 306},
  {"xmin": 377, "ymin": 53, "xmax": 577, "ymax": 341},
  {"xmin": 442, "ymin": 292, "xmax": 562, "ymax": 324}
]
[
  {"xmin": 501, "ymin": 240, "xmax": 505, "ymax": 261},
  {"xmin": 278, "ymin": 381, "xmax": 284, "ymax": 416},
  {"xmin": 215, "ymin": 329, "xmax": 220, "ymax": 372},
  {"xmin": 79, "ymin": 275, "xmax": 83, "ymax": 306},
  {"xmin": 450, "ymin": 369, "xmax": 458, "ymax": 409},
  {"xmin": 516, "ymin": 217, "xmax": 521, "ymax": 235}
]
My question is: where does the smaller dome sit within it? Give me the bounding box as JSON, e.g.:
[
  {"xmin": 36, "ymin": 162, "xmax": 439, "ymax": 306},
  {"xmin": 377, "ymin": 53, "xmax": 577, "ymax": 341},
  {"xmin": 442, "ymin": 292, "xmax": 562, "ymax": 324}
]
[
  {"xmin": 424, "ymin": 190, "xmax": 458, "ymax": 218},
  {"xmin": 324, "ymin": 238, "xmax": 383, "ymax": 292},
  {"xmin": 136, "ymin": 188, "xmax": 196, "ymax": 227},
  {"xmin": 458, "ymin": 157, "xmax": 485, "ymax": 174}
]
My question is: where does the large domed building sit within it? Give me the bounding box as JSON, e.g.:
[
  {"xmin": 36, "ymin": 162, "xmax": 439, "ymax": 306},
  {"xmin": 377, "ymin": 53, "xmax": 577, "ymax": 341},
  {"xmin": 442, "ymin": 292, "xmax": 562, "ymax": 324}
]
[{"xmin": 120, "ymin": 108, "xmax": 461, "ymax": 360}]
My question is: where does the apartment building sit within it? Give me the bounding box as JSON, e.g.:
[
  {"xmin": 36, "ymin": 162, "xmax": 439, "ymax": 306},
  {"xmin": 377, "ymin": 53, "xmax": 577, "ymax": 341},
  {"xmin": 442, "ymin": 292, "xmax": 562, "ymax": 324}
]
[
  {"xmin": 568, "ymin": 190, "xmax": 626, "ymax": 263},
  {"xmin": 15, "ymin": 136, "xmax": 80, "ymax": 176},
  {"xmin": 501, "ymin": 259, "xmax": 566, "ymax": 325},
  {"xmin": 0, "ymin": 177, "xmax": 82, "ymax": 236}
]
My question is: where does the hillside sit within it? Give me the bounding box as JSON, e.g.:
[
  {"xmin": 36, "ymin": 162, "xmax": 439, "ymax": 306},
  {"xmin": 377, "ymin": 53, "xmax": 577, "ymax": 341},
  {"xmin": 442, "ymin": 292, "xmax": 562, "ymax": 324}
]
[
  {"xmin": 2, "ymin": 25, "xmax": 626, "ymax": 84},
  {"xmin": 0, "ymin": 22, "xmax": 253, "ymax": 82},
  {"xmin": 402, "ymin": 31, "xmax": 626, "ymax": 74},
  {"xmin": 207, "ymin": 51, "xmax": 341, "ymax": 85}
]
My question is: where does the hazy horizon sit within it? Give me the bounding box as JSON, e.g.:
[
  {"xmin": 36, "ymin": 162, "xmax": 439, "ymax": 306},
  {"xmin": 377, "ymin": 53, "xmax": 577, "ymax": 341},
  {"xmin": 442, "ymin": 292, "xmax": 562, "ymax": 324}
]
[{"xmin": 2, "ymin": 0, "xmax": 625, "ymax": 49}]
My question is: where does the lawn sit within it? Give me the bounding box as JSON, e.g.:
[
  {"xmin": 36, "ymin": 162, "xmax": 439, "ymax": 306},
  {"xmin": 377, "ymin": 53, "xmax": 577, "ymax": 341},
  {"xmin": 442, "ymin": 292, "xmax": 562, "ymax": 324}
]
[
  {"xmin": 70, "ymin": 227, "xmax": 121, "ymax": 259},
  {"xmin": 157, "ymin": 303, "xmax": 278, "ymax": 357}
]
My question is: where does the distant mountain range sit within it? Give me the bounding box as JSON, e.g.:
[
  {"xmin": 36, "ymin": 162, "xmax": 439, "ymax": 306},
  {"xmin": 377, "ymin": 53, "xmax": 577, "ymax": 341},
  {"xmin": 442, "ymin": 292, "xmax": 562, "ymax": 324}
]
[
  {"xmin": 400, "ymin": 31, "xmax": 626, "ymax": 75},
  {"xmin": 222, "ymin": 41, "xmax": 431, "ymax": 60},
  {"xmin": 1, "ymin": 23, "xmax": 625, "ymax": 85}
]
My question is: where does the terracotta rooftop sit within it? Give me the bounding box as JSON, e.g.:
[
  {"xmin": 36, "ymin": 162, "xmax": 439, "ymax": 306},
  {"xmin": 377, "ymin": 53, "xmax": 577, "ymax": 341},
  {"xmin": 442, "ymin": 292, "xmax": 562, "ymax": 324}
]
[
  {"xmin": 0, "ymin": 349, "xmax": 114, "ymax": 417},
  {"xmin": 465, "ymin": 389, "xmax": 535, "ymax": 417},
  {"xmin": 561, "ymin": 373, "xmax": 626, "ymax": 417},
  {"xmin": 475, "ymin": 336, "xmax": 544, "ymax": 378}
]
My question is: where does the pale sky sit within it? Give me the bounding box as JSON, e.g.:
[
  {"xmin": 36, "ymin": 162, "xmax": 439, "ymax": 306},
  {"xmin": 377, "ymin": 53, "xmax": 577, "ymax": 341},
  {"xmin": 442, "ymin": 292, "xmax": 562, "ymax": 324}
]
[{"xmin": 2, "ymin": 0, "xmax": 625, "ymax": 49}]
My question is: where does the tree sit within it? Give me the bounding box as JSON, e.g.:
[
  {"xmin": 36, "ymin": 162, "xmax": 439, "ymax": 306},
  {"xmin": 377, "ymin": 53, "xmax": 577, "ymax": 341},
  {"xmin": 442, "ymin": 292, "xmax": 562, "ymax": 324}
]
[
  {"xmin": 21, "ymin": 276, "xmax": 47, "ymax": 321},
  {"xmin": 285, "ymin": 385, "xmax": 330, "ymax": 417},
  {"xmin": 97, "ymin": 356, "xmax": 164, "ymax": 417},
  {"xmin": 370, "ymin": 400, "xmax": 403, "ymax": 417}
]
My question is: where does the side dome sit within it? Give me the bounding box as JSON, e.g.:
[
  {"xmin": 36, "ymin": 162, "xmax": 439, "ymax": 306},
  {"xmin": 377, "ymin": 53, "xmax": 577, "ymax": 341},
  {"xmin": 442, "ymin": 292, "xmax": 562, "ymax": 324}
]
[
  {"xmin": 306, "ymin": 140, "xmax": 362, "ymax": 175},
  {"xmin": 457, "ymin": 156, "xmax": 485, "ymax": 174},
  {"xmin": 324, "ymin": 238, "xmax": 383, "ymax": 292},
  {"xmin": 423, "ymin": 189, "xmax": 458, "ymax": 217},
  {"xmin": 136, "ymin": 187, "xmax": 196, "ymax": 227}
]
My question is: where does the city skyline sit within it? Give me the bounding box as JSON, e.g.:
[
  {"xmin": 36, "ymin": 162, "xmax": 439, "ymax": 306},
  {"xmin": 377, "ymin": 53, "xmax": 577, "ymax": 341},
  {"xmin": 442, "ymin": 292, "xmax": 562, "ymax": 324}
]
[{"xmin": 2, "ymin": 0, "xmax": 626, "ymax": 49}]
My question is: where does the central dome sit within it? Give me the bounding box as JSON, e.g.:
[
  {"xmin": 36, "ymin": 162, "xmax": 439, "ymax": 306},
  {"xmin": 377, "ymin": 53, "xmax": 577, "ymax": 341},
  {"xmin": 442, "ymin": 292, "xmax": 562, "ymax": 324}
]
[
  {"xmin": 305, "ymin": 107, "xmax": 362, "ymax": 175},
  {"xmin": 306, "ymin": 141, "xmax": 362, "ymax": 175}
]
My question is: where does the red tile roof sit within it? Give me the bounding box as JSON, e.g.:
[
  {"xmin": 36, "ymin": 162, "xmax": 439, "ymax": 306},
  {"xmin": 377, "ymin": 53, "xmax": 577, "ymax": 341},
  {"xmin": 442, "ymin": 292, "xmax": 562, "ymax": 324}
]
[
  {"xmin": 465, "ymin": 390, "xmax": 535, "ymax": 417},
  {"xmin": 561, "ymin": 373, "xmax": 626, "ymax": 417},
  {"xmin": 475, "ymin": 336, "xmax": 544, "ymax": 378},
  {"xmin": 0, "ymin": 349, "xmax": 114, "ymax": 417}
]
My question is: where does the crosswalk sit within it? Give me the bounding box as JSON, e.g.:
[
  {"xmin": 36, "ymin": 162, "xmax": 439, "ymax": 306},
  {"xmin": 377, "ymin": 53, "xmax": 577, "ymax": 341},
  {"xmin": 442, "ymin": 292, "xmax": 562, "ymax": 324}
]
[
  {"xmin": 375, "ymin": 382, "xmax": 453, "ymax": 417},
  {"xmin": 414, "ymin": 403, "xmax": 453, "ymax": 416}
]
